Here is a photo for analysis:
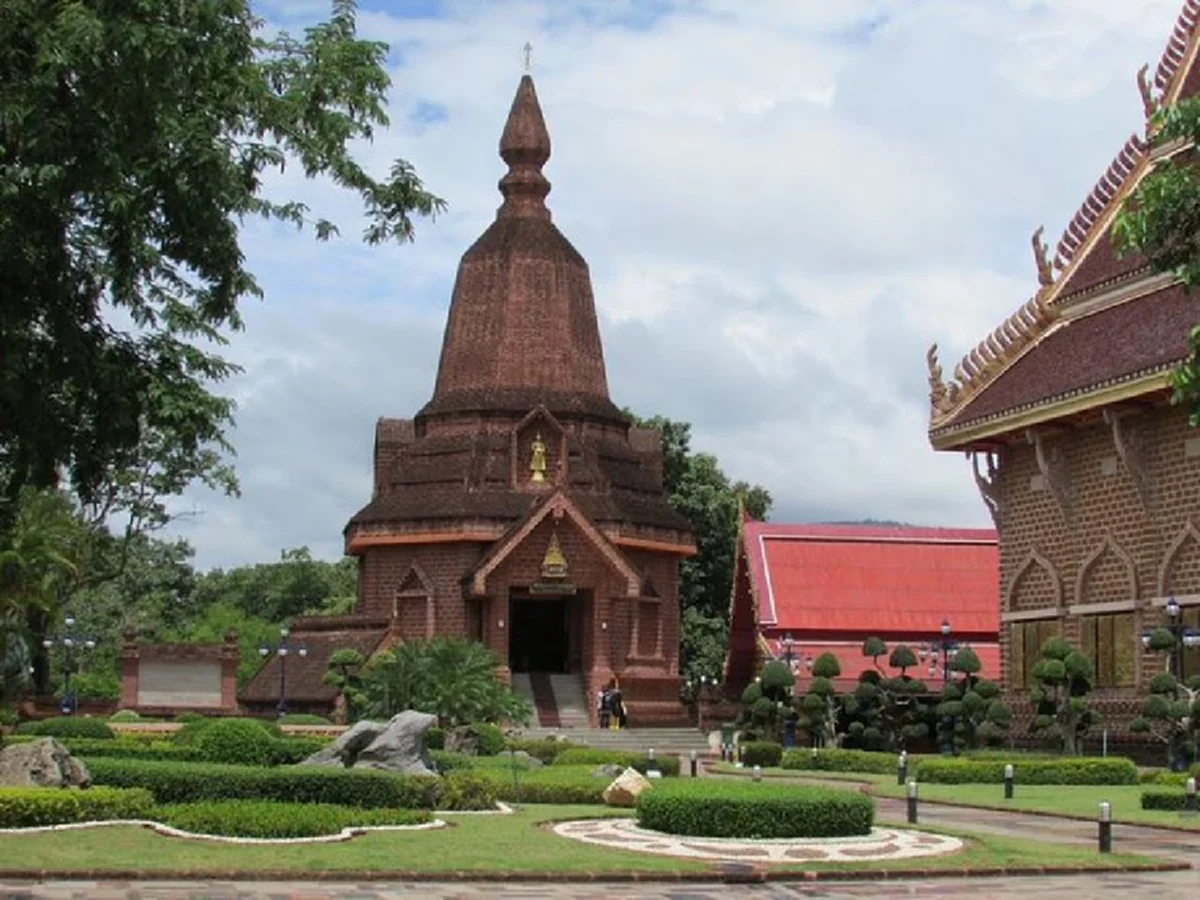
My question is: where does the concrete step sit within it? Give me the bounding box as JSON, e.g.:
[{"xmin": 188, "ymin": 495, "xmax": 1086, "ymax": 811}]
[{"xmin": 548, "ymin": 674, "xmax": 590, "ymax": 728}]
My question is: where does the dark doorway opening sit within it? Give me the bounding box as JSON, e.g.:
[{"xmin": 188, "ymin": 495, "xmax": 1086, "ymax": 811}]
[{"xmin": 509, "ymin": 595, "xmax": 567, "ymax": 673}]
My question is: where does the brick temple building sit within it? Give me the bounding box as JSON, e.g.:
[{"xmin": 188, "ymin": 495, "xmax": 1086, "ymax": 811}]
[
  {"xmin": 725, "ymin": 520, "xmax": 1000, "ymax": 694},
  {"xmin": 925, "ymin": 0, "xmax": 1200, "ymax": 742},
  {"xmin": 243, "ymin": 75, "xmax": 695, "ymax": 724}
]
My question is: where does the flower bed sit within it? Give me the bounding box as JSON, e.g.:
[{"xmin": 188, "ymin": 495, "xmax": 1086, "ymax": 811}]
[{"xmin": 635, "ymin": 779, "xmax": 874, "ymax": 839}]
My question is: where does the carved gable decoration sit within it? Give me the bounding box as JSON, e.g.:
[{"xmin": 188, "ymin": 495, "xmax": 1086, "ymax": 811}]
[
  {"xmin": 512, "ymin": 405, "xmax": 566, "ymax": 488},
  {"xmin": 469, "ymin": 491, "xmax": 640, "ymax": 597}
]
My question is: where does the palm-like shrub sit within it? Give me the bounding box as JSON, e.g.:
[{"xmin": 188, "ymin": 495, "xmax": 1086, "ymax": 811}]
[
  {"xmin": 936, "ymin": 646, "xmax": 1010, "ymax": 753},
  {"xmin": 360, "ymin": 637, "xmax": 531, "ymax": 726},
  {"xmin": 1029, "ymin": 636, "xmax": 1094, "ymax": 755}
]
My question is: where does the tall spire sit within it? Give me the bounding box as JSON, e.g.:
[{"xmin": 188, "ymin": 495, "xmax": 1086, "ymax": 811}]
[
  {"xmin": 497, "ymin": 75, "xmax": 551, "ymax": 220},
  {"xmin": 421, "ymin": 73, "xmax": 620, "ymax": 425}
]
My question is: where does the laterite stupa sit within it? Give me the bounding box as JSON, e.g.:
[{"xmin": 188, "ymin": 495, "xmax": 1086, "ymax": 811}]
[{"xmin": 243, "ymin": 75, "xmax": 695, "ymax": 726}]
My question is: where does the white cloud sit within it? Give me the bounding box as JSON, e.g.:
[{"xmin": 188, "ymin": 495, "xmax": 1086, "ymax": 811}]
[{"xmin": 170, "ymin": 0, "xmax": 1184, "ymax": 567}]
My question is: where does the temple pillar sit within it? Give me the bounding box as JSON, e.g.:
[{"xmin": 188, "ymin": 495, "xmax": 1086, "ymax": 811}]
[
  {"xmin": 488, "ymin": 594, "xmax": 511, "ymax": 683},
  {"xmin": 119, "ymin": 626, "xmax": 139, "ymax": 709}
]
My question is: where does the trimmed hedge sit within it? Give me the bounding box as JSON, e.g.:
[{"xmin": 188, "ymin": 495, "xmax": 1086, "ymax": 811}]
[
  {"xmin": 0, "ymin": 786, "xmax": 154, "ymax": 828},
  {"xmin": 439, "ymin": 770, "xmax": 499, "ymax": 810},
  {"xmin": 1142, "ymin": 789, "xmax": 1189, "ymax": 811},
  {"xmin": 636, "ymin": 780, "xmax": 874, "ymax": 839},
  {"xmin": 552, "ymin": 748, "xmax": 681, "ymax": 776},
  {"xmin": 62, "ymin": 738, "xmax": 202, "ymax": 762},
  {"xmin": 429, "ymin": 750, "xmax": 476, "ymax": 773},
  {"xmin": 15, "ymin": 717, "xmax": 114, "ymax": 740},
  {"xmin": 427, "ymin": 727, "xmax": 445, "ymax": 750},
  {"xmin": 917, "ymin": 757, "xmax": 1137, "ymax": 785},
  {"xmin": 781, "ymin": 748, "xmax": 897, "ymax": 775},
  {"xmin": 475, "ymin": 765, "xmax": 606, "ymax": 804},
  {"xmin": 740, "ymin": 741, "xmax": 783, "ymax": 768},
  {"xmin": 107, "ymin": 710, "xmax": 142, "ymax": 723},
  {"xmin": 157, "ymin": 800, "xmax": 429, "ymax": 837},
  {"xmin": 85, "ymin": 758, "xmax": 440, "ymax": 808}
]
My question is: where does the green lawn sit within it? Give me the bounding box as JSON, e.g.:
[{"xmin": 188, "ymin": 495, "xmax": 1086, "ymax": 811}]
[
  {"xmin": 710, "ymin": 764, "xmax": 1200, "ymax": 832},
  {"xmin": 0, "ymin": 804, "xmax": 1164, "ymax": 876},
  {"xmin": 870, "ymin": 781, "xmax": 1200, "ymax": 831}
]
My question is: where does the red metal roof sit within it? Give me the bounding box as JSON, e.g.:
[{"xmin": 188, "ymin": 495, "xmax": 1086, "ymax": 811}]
[
  {"xmin": 760, "ymin": 637, "xmax": 1002, "ymax": 690},
  {"xmin": 745, "ymin": 522, "xmax": 998, "ymax": 637}
]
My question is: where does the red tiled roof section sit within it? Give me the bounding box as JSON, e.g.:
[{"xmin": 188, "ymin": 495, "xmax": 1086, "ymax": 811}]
[
  {"xmin": 745, "ymin": 522, "xmax": 998, "ymax": 637},
  {"xmin": 945, "ymin": 285, "xmax": 1198, "ymax": 429}
]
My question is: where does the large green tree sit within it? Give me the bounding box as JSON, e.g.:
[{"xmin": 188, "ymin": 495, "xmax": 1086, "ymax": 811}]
[
  {"xmin": 1114, "ymin": 99, "xmax": 1200, "ymax": 424},
  {"xmin": 625, "ymin": 412, "xmax": 772, "ymax": 682},
  {"xmin": 0, "ymin": 0, "xmax": 442, "ymax": 525}
]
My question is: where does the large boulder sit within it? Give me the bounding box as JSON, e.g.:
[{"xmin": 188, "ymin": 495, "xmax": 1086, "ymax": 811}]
[
  {"xmin": 352, "ymin": 711, "xmax": 438, "ymax": 777},
  {"xmin": 300, "ymin": 720, "xmax": 387, "ymax": 767},
  {"xmin": 602, "ymin": 766, "xmax": 652, "ymax": 807},
  {"xmin": 0, "ymin": 738, "xmax": 91, "ymax": 788}
]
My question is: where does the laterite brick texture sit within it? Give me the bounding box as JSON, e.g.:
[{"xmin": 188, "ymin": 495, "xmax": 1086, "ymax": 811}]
[{"xmin": 996, "ymin": 403, "xmax": 1200, "ymax": 737}]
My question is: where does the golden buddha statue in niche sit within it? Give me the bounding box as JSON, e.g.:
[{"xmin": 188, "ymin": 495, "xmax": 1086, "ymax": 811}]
[{"xmin": 529, "ymin": 431, "xmax": 547, "ymax": 482}]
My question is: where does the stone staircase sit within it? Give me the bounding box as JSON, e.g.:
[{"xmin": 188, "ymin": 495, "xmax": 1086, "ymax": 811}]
[
  {"xmin": 548, "ymin": 673, "xmax": 590, "ymax": 729},
  {"xmin": 517, "ymin": 725, "xmax": 713, "ymax": 755}
]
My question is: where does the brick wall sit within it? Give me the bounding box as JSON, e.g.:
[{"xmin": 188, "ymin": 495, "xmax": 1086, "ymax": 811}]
[{"xmin": 997, "ymin": 402, "xmax": 1200, "ymax": 735}]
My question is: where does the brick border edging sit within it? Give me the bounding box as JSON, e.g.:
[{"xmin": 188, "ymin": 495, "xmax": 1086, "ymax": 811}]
[
  {"xmin": 702, "ymin": 762, "xmax": 1200, "ymax": 837},
  {"xmin": 0, "ymin": 862, "xmax": 1188, "ymax": 884}
]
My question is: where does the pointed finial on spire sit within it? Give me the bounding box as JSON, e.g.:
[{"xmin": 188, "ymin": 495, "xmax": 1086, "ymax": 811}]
[
  {"xmin": 497, "ymin": 73, "xmax": 551, "ymax": 219},
  {"xmin": 523, "ymin": 41, "xmax": 533, "ymax": 73}
]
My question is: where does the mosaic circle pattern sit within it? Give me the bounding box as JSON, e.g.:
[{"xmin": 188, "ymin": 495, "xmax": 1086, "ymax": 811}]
[{"xmin": 552, "ymin": 818, "xmax": 963, "ymax": 863}]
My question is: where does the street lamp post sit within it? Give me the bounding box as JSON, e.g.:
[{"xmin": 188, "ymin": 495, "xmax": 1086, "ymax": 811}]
[
  {"xmin": 919, "ymin": 619, "xmax": 961, "ymax": 754},
  {"xmin": 42, "ymin": 616, "xmax": 96, "ymax": 715},
  {"xmin": 259, "ymin": 627, "xmax": 308, "ymax": 716}
]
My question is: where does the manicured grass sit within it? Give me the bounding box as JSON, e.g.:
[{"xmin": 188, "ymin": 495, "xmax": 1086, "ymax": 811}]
[
  {"xmin": 0, "ymin": 804, "xmax": 1163, "ymax": 876},
  {"xmin": 870, "ymin": 781, "xmax": 1200, "ymax": 831},
  {"xmin": 712, "ymin": 764, "xmax": 1200, "ymax": 832}
]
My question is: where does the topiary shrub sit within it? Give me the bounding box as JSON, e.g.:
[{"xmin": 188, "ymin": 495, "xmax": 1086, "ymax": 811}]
[
  {"xmin": 468, "ymin": 722, "xmax": 505, "ymax": 756},
  {"xmin": 175, "ymin": 713, "xmax": 207, "ymax": 725},
  {"xmin": 429, "ymin": 750, "xmax": 476, "ymax": 773},
  {"xmin": 15, "ymin": 717, "xmax": 114, "ymax": 740},
  {"xmin": 194, "ymin": 718, "xmax": 279, "ymax": 766},
  {"xmin": 636, "ymin": 779, "xmax": 874, "ymax": 838},
  {"xmin": 157, "ymin": 800, "xmax": 429, "ymax": 837},
  {"xmin": 916, "ymin": 756, "xmax": 1137, "ymax": 785},
  {"xmin": 740, "ymin": 741, "xmax": 783, "ymax": 768},
  {"xmin": 551, "ymin": 747, "xmax": 681, "ymax": 776},
  {"xmin": 85, "ymin": 758, "xmax": 440, "ymax": 808},
  {"xmin": 0, "ymin": 786, "xmax": 154, "ymax": 827},
  {"xmin": 269, "ymin": 736, "xmax": 332, "ymax": 765},
  {"xmin": 107, "ymin": 710, "xmax": 141, "ymax": 723},
  {"xmin": 438, "ymin": 770, "xmax": 499, "ymax": 810},
  {"xmin": 426, "ymin": 726, "xmax": 445, "ymax": 750}
]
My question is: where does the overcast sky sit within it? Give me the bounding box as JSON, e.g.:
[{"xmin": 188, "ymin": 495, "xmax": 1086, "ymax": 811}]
[{"xmin": 168, "ymin": 0, "xmax": 1184, "ymax": 570}]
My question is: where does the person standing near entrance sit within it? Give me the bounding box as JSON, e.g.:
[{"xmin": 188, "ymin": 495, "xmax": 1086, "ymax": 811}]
[{"xmin": 597, "ymin": 685, "xmax": 611, "ymax": 729}]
